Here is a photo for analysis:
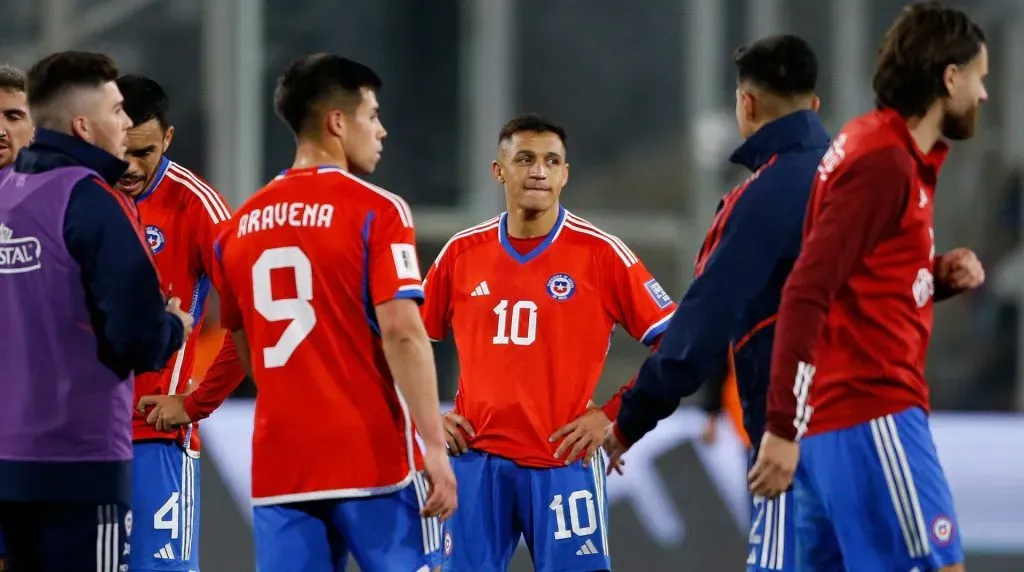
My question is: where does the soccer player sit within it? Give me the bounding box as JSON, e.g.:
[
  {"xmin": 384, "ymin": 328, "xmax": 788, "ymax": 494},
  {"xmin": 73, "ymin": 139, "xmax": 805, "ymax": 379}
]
[
  {"xmin": 212, "ymin": 54, "xmax": 456, "ymax": 571},
  {"xmin": 111, "ymin": 74, "xmax": 246, "ymax": 571},
  {"xmin": 602, "ymin": 35, "xmax": 828, "ymax": 572},
  {"xmin": 749, "ymin": 4, "xmax": 987, "ymax": 571},
  {"xmin": 0, "ymin": 65, "xmax": 32, "ymax": 170},
  {"xmin": 0, "ymin": 51, "xmax": 190, "ymax": 572},
  {"xmin": 423, "ymin": 113, "xmax": 676, "ymax": 571}
]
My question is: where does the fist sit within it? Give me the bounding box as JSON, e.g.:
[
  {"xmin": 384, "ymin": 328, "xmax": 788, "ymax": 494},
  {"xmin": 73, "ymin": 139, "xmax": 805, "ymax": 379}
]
[{"xmin": 937, "ymin": 248, "xmax": 984, "ymax": 291}]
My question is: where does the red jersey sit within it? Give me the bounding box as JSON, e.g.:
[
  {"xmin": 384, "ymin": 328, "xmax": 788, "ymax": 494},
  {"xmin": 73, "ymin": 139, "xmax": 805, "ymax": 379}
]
[
  {"xmin": 214, "ymin": 166, "xmax": 426, "ymax": 504},
  {"xmin": 422, "ymin": 207, "xmax": 675, "ymax": 467},
  {"xmin": 133, "ymin": 158, "xmax": 244, "ymax": 452},
  {"xmin": 768, "ymin": 108, "xmax": 949, "ymax": 441}
]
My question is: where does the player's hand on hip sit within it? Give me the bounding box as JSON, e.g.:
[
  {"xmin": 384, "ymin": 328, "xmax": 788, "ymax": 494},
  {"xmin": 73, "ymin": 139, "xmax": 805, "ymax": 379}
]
[
  {"xmin": 442, "ymin": 411, "xmax": 475, "ymax": 455},
  {"xmin": 937, "ymin": 247, "xmax": 985, "ymax": 290},
  {"xmin": 601, "ymin": 423, "xmax": 629, "ymax": 477},
  {"xmin": 550, "ymin": 407, "xmax": 612, "ymax": 469},
  {"xmin": 421, "ymin": 446, "xmax": 458, "ymax": 521},
  {"xmin": 747, "ymin": 431, "xmax": 799, "ymax": 498},
  {"xmin": 137, "ymin": 394, "xmax": 192, "ymax": 433},
  {"xmin": 166, "ymin": 297, "xmax": 195, "ymax": 343}
]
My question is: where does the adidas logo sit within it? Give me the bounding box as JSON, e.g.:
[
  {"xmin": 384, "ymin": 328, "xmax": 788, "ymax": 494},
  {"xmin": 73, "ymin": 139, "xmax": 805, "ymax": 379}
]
[
  {"xmin": 575, "ymin": 538, "xmax": 599, "ymax": 556},
  {"xmin": 153, "ymin": 542, "xmax": 175, "ymax": 559},
  {"xmin": 470, "ymin": 281, "xmax": 490, "ymax": 297}
]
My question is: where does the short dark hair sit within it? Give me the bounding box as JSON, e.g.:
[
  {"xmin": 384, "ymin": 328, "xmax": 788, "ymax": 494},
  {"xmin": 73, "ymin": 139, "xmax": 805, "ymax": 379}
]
[
  {"xmin": 26, "ymin": 51, "xmax": 119, "ymax": 110},
  {"xmin": 873, "ymin": 1, "xmax": 985, "ymax": 118},
  {"xmin": 273, "ymin": 54, "xmax": 382, "ymax": 136},
  {"xmin": 733, "ymin": 34, "xmax": 818, "ymax": 96},
  {"xmin": 116, "ymin": 74, "xmax": 170, "ymax": 130},
  {"xmin": 0, "ymin": 65, "xmax": 26, "ymax": 93},
  {"xmin": 497, "ymin": 114, "xmax": 568, "ymax": 148}
]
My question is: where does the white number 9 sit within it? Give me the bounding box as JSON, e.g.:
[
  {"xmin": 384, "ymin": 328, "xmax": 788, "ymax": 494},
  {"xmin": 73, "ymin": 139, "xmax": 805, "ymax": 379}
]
[{"xmin": 252, "ymin": 246, "xmax": 317, "ymax": 368}]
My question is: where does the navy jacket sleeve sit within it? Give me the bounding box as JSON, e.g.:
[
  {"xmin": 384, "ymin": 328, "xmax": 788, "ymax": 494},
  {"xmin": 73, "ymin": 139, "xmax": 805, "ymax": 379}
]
[
  {"xmin": 616, "ymin": 166, "xmax": 801, "ymax": 445},
  {"xmin": 64, "ymin": 177, "xmax": 184, "ymax": 373}
]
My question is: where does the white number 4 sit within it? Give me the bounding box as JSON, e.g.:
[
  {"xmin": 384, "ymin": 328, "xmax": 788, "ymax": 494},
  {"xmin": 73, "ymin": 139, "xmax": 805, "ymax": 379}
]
[
  {"xmin": 550, "ymin": 491, "xmax": 597, "ymax": 540},
  {"xmin": 252, "ymin": 246, "xmax": 317, "ymax": 368},
  {"xmin": 154, "ymin": 492, "xmax": 180, "ymax": 539}
]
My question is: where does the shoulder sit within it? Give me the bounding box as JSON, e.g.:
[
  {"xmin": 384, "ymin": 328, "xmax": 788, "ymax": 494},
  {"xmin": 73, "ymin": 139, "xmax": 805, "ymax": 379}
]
[
  {"xmin": 434, "ymin": 215, "xmax": 501, "ymax": 266},
  {"xmin": 821, "ymin": 127, "xmax": 913, "ymax": 186},
  {"xmin": 560, "ymin": 211, "xmax": 639, "ymax": 269},
  {"xmin": 320, "ymin": 167, "xmax": 414, "ymax": 229},
  {"xmin": 162, "ymin": 161, "xmax": 232, "ymax": 223},
  {"xmin": 69, "ymin": 175, "xmax": 133, "ymax": 219}
]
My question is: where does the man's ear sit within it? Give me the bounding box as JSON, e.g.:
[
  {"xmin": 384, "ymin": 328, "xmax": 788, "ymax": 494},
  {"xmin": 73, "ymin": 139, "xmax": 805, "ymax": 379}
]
[
  {"xmin": 163, "ymin": 125, "xmax": 175, "ymax": 152},
  {"xmin": 491, "ymin": 160, "xmax": 503, "ymax": 183}
]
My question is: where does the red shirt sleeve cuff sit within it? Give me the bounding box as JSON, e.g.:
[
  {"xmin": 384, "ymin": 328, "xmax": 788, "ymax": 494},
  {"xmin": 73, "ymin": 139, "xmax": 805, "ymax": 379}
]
[{"xmin": 182, "ymin": 393, "xmax": 207, "ymax": 422}]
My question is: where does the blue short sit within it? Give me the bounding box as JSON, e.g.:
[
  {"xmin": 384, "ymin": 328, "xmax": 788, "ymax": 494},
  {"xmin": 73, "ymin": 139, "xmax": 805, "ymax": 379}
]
[
  {"xmin": 131, "ymin": 441, "xmax": 201, "ymax": 571},
  {"xmin": 747, "ymin": 491, "xmax": 796, "ymax": 571},
  {"xmin": 442, "ymin": 449, "xmax": 610, "ymax": 572},
  {"xmin": 794, "ymin": 407, "xmax": 963, "ymax": 571},
  {"xmin": 252, "ymin": 472, "xmax": 442, "ymax": 572}
]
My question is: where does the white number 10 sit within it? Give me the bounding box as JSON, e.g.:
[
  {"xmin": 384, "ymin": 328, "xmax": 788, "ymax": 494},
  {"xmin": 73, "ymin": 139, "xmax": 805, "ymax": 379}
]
[
  {"xmin": 252, "ymin": 246, "xmax": 317, "ymax": 368},
  {"xmin": 550, "ymin": 491, "xmax": 598, "ymax": 540},
  {"xmin": 492, "ymin": 299, "xmax": 538, "ymax": 346}
]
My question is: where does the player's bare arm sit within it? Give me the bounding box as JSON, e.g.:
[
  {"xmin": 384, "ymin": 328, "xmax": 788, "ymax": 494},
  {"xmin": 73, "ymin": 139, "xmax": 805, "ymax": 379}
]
[{"xmin": 377, "ymin": 298, "xmax": 457, "ymax": 521}]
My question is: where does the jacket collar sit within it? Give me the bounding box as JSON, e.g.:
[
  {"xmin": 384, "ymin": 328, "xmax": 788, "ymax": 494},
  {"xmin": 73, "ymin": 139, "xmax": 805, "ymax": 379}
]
[
  {"xmin": 27, "ymin": 128, "xmax": 128, "ymax": 185},
  {"xmin": 729, "ymin": 109, "xmax": 830, "ymax": 171}
]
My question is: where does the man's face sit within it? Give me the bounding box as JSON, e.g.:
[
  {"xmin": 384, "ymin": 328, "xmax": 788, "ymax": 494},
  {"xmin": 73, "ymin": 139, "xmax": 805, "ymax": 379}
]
[
  {"xmin": 117, "ymin": 119, "xmax": 172, "ymax": 197},
  {"xmin": 340, "ymin": 88, "xmax": 387, "ymax": 175},
  {"xmin": 493, "ymin": 131, "xmax": 569, "ymax": 214},
  {"xmin": 942, "ymin": 43, "xmax": 989, "ymax": 141},
  {"xmin": 0, "ymin": 88, "xmax": 32, "ymax": 168},
  {"xmin": 76, "ymin": 81, "xmax": 132, "ymax": 159}
]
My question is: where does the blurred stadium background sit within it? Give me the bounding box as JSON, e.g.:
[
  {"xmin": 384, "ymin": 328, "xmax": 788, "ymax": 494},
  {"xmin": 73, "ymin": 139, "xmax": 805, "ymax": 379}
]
[{"xmin": 4, "ymin": 0, "xmax": 1024, "ymax": 569}]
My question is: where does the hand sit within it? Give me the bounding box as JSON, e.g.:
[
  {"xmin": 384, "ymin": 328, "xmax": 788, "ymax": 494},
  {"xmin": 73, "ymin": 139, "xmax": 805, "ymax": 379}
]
[
  {"xmin": 167, "ymin": 297, "xmax": 195, "ymax": 342},
  {"xmin": 700, "ymin": 414, "xmax": 718, "ymax": 445},
  {"xmin": 137, "ymin": 394, "xmax": 192, "ymax": 433},
  {"xmin": 442, "ymin": 411, "xmax": 475, "ymax": 455},
  {"xmin": 747, "ymin": 431, "xmax": 800, "ymax": 498},
  {"xmin": 937, "ymin": 248, "xmax": 985, "ymax": 291},
  {"xmin": 602, "ymin": 423, "xmax": 629, "ymax": 476},
  {"xmin": 421, "ymin": 446, "xmax": 458, "ymax": 521},
  {"xmin": 550, "ymin": 408, "xmax": 612, "ymax": 468}
]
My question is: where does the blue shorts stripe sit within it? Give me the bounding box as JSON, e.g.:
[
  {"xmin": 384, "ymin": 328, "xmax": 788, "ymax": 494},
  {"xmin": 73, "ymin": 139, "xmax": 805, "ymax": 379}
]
[
  {"xmin": 589, "ymin": 451, "xmax": 609, "ymax": 556},
  {"xmin": 412, "ymin": 472, "xmax": 442, "ymax": 555},
  {"xmin": 870, "ymin": 415, "xmax": 930, "ymax": 559}
]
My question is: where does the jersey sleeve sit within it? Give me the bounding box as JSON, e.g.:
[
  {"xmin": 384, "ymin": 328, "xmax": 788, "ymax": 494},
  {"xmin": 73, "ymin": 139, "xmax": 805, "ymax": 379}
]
[
  {"xmin": 600, "ymin": 244, "xmax": 676, "ymax": 345},
  {"xmin": 368, "ymin": 200, "xmax": 424, "ymax": 306},
  {"xmin": 767, "ymin": 146, "xmax": 912, "ymax": 441},
  {"xmin": 213, "ymin": 236, "xmax": 244, "ymax": 332},
  {"xmin": 421, "ymin": 247, "xmax": 454, "ymax": 341},
  {"xmin": 188, "ymin": 178, "xmax": 233, "ymax": 289}
]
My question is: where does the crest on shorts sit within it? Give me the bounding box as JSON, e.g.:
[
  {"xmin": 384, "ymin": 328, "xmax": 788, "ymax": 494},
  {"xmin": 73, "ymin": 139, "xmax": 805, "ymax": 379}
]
[
  {"xmin": 546, "ymin": 273, "xmax": 575, "ymax": 301},
  {"xmin": 931, "ymin": 515, "xmax": 954, "ymax": 545},
  {"xmin": 145, "ymin": 225, "xmax": 166, "ymax": 254},
  {"xmin": 444, "ymin": 529, "xmax": 453, "ymax": 556}
]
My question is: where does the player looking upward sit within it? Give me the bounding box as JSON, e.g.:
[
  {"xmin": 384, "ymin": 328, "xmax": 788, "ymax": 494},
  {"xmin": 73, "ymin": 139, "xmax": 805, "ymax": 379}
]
[
  {"xmin": 212, "ymin": 53, "xmax": 456, "ymax": 572},
  {"xmin": 111, "ymin": 74, "xmax": 246, "ymax": 571},
  {"xmin": 423, "ymin": 114, "xmax": 676, "ymax": 571},
  {"xmin": 601, "ymin": 35, "xmax": 828, "ymax": 572},
  {"xmin": 750, "ymin": 3, "xmax": 987, "ymax": 571},
  {"xmin": 0, "ymin": 65, "xmax": 32, "ymax": 171}
]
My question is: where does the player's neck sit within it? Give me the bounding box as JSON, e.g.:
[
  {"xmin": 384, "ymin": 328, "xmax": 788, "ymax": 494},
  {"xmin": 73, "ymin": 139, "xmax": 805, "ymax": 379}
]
[
  {"xmin": 292, "ymin": 139, "xmax": 348, "ymax": 171},
  {"xmin": 904, "ymin": 106, "xmax": 944, "ymax": 154},
  {"xmin": 506, "ymin": 206, "xmax": 559, "ymax": 238}
]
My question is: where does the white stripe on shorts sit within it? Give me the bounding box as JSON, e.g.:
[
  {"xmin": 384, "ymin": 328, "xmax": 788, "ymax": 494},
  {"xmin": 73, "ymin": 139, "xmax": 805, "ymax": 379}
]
[
  {"xmin": 870, "ymin": 415, "xmax": 930, "ymax": 558},
  {"xmin": 412, "ymin": 472, "xmax": 442, "ymax": 555}
]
